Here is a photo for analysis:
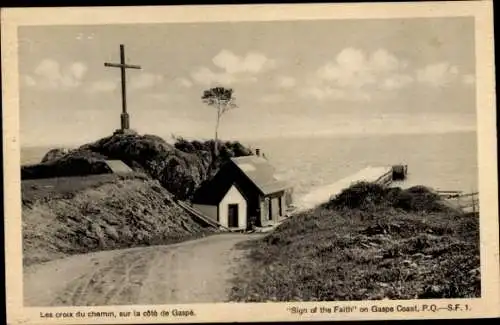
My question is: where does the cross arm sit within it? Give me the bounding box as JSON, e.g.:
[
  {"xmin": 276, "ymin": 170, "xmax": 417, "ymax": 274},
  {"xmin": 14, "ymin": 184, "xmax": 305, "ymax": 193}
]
[{"xmin": 104, "ymin": 62, "xmax": 142, "ymax": 69}]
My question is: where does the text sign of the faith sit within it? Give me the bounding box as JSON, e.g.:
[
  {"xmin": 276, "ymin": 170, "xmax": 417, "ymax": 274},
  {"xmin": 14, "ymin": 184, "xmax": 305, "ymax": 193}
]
[{"xmin": 104, "ymin": 44, "xmax": 141, "ymax": 130}]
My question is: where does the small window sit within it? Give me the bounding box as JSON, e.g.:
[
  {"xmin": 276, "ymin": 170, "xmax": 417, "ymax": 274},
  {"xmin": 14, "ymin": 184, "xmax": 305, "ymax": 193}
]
[{"xmin": 268, "ymin": 198, "xmax": 273, "ymax": 220}]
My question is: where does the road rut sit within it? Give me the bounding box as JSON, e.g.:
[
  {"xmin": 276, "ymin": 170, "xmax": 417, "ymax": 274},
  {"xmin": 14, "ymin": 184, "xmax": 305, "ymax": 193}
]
[{"xmin": 24, "ymin": 234, "xmax": 261, "ymax": 306}]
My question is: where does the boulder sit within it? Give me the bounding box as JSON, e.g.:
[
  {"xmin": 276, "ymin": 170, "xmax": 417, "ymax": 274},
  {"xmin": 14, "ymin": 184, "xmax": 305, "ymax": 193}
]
[{"xmin": 41, "ymin": 148, "xmax": 71, "ymax": 163}]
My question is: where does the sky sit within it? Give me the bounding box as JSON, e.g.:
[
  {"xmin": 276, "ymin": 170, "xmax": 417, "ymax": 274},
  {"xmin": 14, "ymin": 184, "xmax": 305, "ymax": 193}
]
[{"xmin": 18, "ymin": 17, "xmax": 476, "ymax": 147}]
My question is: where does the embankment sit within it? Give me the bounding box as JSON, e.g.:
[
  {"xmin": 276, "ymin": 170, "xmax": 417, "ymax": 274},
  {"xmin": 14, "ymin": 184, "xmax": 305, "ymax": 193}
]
[
  {"xmin": 21, "ymin": 133, "xmax": 254, "ymax": 267},
  {"xmin": 22, "ymin": 132, "xmax": 253, "ymax": 200},
  {"xmin": 22, "ymin": 173, "xmax": 213, "ymax": 267},
  {"xmin": 230, "ymin": 182, "xmax": 480, "ymax": 301}
]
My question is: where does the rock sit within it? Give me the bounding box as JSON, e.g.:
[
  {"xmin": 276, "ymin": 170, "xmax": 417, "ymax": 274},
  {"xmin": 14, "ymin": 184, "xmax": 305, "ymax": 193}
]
[
  {"xmin": 41, "ymin": 148, "xmax": 71, "ymax": 163},
  {"xmin": 430, "ymin": 285, "xmax": 442, "ymax": 294},
  {"xmin": 24, "ymin": 132, "xmax": 253, "ymax": 201},
  {"xmin": 113, "ymin": 129, "xmax": 139, "ymax": 136}
]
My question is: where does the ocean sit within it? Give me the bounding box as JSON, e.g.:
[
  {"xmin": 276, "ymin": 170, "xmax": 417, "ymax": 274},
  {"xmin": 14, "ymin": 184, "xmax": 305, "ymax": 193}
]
[
  {"xmin": 248, "ymin": 131, "xmax": 479, "ymax": 201},
  {"xmin": 21, "ymin": 131, "xmax": 478, "ymax": 203}
]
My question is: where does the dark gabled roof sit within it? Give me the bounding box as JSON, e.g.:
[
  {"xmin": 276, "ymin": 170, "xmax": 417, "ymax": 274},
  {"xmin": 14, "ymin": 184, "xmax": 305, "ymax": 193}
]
[
  {"xmin": 192, "ymin": 167, "xmax": 237, "ymax": 205},
  {"xmin": 192, "ymin": 155, "xmax": 291, "ymax": 205},
  {"xmin": 230, "ymin": 156, "xmax": 290, "ymax": 195}
]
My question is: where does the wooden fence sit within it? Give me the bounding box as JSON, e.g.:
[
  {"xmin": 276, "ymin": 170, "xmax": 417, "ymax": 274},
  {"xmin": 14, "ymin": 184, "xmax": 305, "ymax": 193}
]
[{"xmin": 436, "ymin": 190, "xmax": 479, "ymax": 214}]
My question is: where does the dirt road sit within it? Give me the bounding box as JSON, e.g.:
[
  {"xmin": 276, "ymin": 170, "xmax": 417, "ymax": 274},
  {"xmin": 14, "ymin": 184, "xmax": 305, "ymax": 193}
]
[{"xmin": 24, "ymin": 234, "xmax": 262, "ymax": 306}]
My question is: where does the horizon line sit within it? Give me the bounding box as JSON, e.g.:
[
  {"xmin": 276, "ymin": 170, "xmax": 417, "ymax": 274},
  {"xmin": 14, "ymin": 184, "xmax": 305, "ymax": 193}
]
[{"xmin": 20, "ymin": 128, "xmax": 477, "ymax": 149}]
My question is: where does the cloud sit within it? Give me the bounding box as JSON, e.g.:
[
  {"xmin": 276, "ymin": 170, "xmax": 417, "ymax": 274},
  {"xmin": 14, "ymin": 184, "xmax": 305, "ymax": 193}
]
[
  {"xmin": 147, "ymin": 93, "xmax": 170, "ymax": 103},
  {"xmin": 380, "ymin": 74, "xmax": 414, "ymax": 90},
  {"xmin": 310, "ymin": 48, "xmax": 472, "ymax": 101},
  {"xmin": 70, "ymin": 62, "xmax": 88, "ymax": 80},
  {"xmin": 277, "ymin": 76, "xmax": 296, "ymax": 88},
  {"xmin": 28, "ymin": 59, "xmax": 88, "ymax": 90},
  {"xmin": 34, "ymin": 59, "xmax": 59, "ymax": 79},
  {"xmin": 300, "ymin": 86, "xmax": 371, "ymax": 102},
  {"xmin": 260, "ymin": 93, "xmax": 286, "ymax": 103},
  {"xmin": 212, "ymin": 50, "xmax": 276, "ymax": 74},
  {"xmin": 316, "ymin": 48, "xmax": 409, "ymax": 89},
  {"xmin": 191, "ymin": 50, "xmax": 275, "ymax": 86},
  {"xmin": 191, "ymin": 67, "xmax": 258, "ymax": 86},
  {"xmin": 176, "ymin": 78, "xmax": 193, "ymax": 88},
  {"xmin": 303, "ymin": 48, "xmax": 413, "ymax": 101},
  {"xmin": 85, "ymin": 80, "xmax": 117, "ymax": 94},
  {"xmin": 23, "ymin": 75, "xmax": 37, "ymax": 87},
  {"xmin": 370, "ymin": 49, "xmax": 406, "ymax": 72},
  {"xmin": 146, "ymin": 92, "xmax": 189, "ymax": 105},
  {"xmin": 416, "ymin": 62, "xmax": 460, "ymax": 87},
  {"xmin": 191, "ymin": 67, "xmax": 235, "ymax": 85},
  {"xmin": 462, "ymin": 74, "xmax": 475, "ymax": 86},
  {"xmin": 129, "ymin": 72, "xmax": 163, "ymax": 90},
  {"xmin": 76, "ymin": 32, "xmax": 94, "ymax": 41}
]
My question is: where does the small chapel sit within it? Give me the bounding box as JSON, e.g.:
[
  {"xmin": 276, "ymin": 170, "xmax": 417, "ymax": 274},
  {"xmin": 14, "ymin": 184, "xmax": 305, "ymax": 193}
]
[{"xmin": 192, "ymin": 151, "xmax": 294, "ymax": 230}]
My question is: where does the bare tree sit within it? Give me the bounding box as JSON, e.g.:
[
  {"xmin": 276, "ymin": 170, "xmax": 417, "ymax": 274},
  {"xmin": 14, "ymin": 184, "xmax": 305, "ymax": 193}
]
[{"xmin": 201, "ymin": 87, "xmax": 238, "ymax": 156}]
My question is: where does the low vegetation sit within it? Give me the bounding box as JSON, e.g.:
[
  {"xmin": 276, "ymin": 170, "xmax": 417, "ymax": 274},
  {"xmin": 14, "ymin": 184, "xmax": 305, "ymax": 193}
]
[
  {"xmin": 21, "ymin": 133, "xmax": 254, "ymax": 267},
  {"xmin": 22, "ymin": 132, "xmax": 252, "ymax": 200},
  {"xmin": 22, "ymin": 173, "xmax": 213, "ymax": 267},
  {"xmin": 230, "ymin": 182, "xmax": 480, "ymax": 301},
  {"xmin": 173, "ymin": 136, "xmax": 253, "ymax": 164}
]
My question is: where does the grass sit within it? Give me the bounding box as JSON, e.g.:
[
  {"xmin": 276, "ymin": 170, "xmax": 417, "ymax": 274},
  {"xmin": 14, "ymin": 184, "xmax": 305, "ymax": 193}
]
[
  {"xmin": 22, "ymin": 174, "xmax": 215, "ymax": 267},
  {"xmin": 22, "ymin": 133, "xmax": 253, "ymax": 200},
  {"xmin": 230, "ymin": 182, "xmax": 480, "ymax": 301},
  {"xmin": 21, "ymin": 133, "xmax": 254, "ymax": 267},
  {"xmin": 22, "ymin": 173, "xmax": 148, "ymax": 205}
]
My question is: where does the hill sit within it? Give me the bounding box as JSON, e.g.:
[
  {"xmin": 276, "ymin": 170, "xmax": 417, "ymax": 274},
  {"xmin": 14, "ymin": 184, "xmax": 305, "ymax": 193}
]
[
  {"xmin": 230, "ymin": 182, "xmax": 480, "ymax": 301},
  {"xmin": 22, "ymin": 173, "xmax": 214, "ymax": 267},
  {"xmin": 22, "ymin": 132, "xmax": 253, "ymax": 200},
  {"xmin": 21, "ymin": 132, "xmax": 254, "ymax": 267}
]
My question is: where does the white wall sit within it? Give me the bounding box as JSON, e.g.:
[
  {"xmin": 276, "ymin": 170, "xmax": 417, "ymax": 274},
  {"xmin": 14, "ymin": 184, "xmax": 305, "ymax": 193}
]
[
  {"xmin": 193, "ymin": 204, "xmax": 218, "ymax": 221},
  {"xmin": 271, "ymin": 197, "xmax": 280, "ymax": 219},
  {"xmin": 219, "ymin": 185, "xmax": 247, "ymax": 229}
]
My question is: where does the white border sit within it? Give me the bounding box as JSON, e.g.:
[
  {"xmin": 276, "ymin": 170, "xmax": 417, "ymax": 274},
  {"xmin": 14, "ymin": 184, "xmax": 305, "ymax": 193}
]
[{"xmin": 2, "ymin": 2, "xmax": 499, "ymax": 324}]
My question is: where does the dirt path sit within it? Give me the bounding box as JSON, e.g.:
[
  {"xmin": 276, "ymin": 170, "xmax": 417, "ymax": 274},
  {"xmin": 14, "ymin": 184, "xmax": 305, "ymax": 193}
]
[{"xmin": 23, "ymin": 234, "xmax": 262, "ymax": 306}]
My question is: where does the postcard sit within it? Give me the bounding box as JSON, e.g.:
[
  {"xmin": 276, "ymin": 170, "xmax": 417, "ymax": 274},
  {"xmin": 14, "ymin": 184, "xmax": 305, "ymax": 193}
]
[{"xmin": 2, "ymin": 1, "xmax": 499, "ymax": 324}]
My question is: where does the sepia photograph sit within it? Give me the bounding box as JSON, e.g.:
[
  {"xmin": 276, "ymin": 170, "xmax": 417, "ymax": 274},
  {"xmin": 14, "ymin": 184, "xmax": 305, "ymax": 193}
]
[{"xmin": 2, "ymin": 2, "xmax": 499, "ymax": 324}]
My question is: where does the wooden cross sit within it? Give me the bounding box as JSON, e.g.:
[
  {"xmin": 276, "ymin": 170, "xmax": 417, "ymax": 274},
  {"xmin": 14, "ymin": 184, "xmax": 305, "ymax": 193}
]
[{"xmin": 104, "ymin": 44, "xmax": 141, "ymax": 131}]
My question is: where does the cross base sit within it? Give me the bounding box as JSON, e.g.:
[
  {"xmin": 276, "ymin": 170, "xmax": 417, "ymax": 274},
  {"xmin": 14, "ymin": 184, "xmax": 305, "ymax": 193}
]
[
  {"xmin": 113, "ymin": 128, "xmax": 138, "ymax": 136},
  {"xmin": 121, "ymin": 113, "xmax": 130, "ymax": 130}
]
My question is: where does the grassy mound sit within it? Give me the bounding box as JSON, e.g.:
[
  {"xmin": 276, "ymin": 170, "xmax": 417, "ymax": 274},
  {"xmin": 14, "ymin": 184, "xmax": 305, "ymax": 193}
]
[
  {"xmin": 324, "ymin": 182, "xmax": 449, "ymax": 213},
  {"xmin": 22, "ymin": 150, "xmax": 110, "ymax": 180},
  {"xmin": 230, "ymin": 183, "xmax": 480, "ymax": 301},
  {"xmin": 21, "ymin": 134, "xmax": 253, "ymax": 266},
  {"xmin": 22, "ymin": 173, "xmax": 213, "ymax": 267},
  {"xmin": 173, "ymin": 136, "xmax": 253, "ymax": 162},
  {"xmin": 22, "ymin": 133, "xmax": 252, "ymax": 200},
  {"xmin": 41, "ymin": 148, "xmax": 71, "ymax": 163}
]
